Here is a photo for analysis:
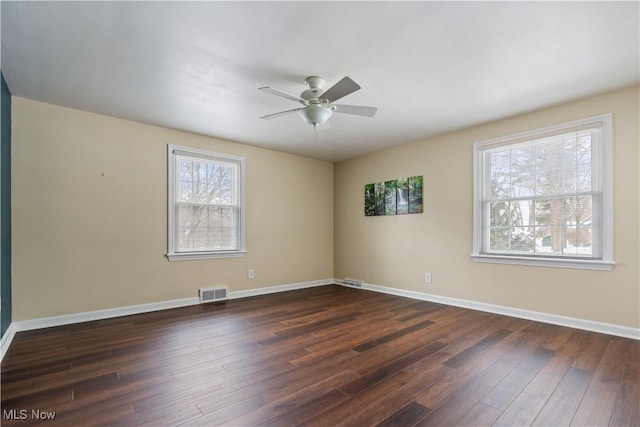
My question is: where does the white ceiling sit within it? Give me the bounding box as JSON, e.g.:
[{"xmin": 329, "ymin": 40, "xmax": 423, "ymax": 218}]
[{"xmin": 1, "ymin": 1, "xmax": 638, "ymax": 162}]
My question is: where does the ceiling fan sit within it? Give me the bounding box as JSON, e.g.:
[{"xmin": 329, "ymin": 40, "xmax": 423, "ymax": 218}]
[{"xmin": 258, "ymin": 76, "xmax": 377, "ymax": 129}]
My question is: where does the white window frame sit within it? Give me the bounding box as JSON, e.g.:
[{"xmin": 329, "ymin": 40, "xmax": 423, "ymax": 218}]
[
  {"xmin": 472, "ymin": 114, "xmax": 613, "ymax": 271},
  {"xmin": 167, "ymin": 144, "xmax": 246, "ymax": 261}
]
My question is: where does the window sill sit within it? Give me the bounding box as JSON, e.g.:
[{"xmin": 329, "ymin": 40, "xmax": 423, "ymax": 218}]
[
  {"xmin": 167, "ymin": 250, "xmax": 246, "ymax": 261},
  {"xmin": 471, "ymin": 254, "xmax": 614, "ymax": 271}
]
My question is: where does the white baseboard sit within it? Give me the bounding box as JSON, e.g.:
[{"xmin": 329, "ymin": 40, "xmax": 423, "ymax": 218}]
[
  {"xmin": 0, "ymin": 322, "xmax": 17, "ymax": 361},
  {"xmin": 335, "ymin": 279, "xmax": 640, "ymax": 341},
  {"xmin": 229, "ymin": 279, "xmax": 334, "ymax": 299},
  {"xmin": 0, "ymin": 278, "xmax": 335, "ymax": 362},
  {"xmin": 12, "ymin": 297, "xmax": 202, "ymax": 333}
]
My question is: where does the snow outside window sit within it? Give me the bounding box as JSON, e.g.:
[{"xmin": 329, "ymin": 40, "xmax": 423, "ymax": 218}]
[
  {"xmin": 472, "ymin": 114, "xmax": 613, "ymax": 271},
  {"xmin": 167, "ymin": 145, "xmax": 245, "ymax": 261}
]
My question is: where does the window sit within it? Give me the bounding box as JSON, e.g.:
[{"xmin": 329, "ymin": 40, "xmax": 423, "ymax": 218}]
[
  {"xmin": 167, "ymin": 145, "xmax": 245, "ymax": 261},
  {"xmin": 472, "ymin": 114, "xmax": 613, "ymax": 271}
]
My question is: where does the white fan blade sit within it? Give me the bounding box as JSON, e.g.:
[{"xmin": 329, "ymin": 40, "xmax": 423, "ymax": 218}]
[
  {"xmin": 333, "ymin": 104, "xmax": 377, "ymax": 117},
  {"xmin": 320, "ymin": 76, "xmax": 361, "ymax": 103},
  {"xmin": 260, "ymin": 108, "xmax": 302, "ymax": 120},
  {"xmin": 258, "ymin": 86, "xmax": 305, "ymax": 103}
]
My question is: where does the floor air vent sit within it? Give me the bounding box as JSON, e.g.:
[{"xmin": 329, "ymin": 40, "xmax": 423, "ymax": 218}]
[
  {"xmin": 343, "ymin": 278, "xmax": 364, "ymax": 288},
  {"xmin": 199, "ymin": 286, "xmax": 228, "ymax": 303}
]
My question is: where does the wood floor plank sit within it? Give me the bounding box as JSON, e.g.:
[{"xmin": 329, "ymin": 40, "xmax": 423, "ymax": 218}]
[
  {"xmin": 255, "ymin": 389, "xmax": 349, "ymax": 426},
  {"xmin": 339, "ymin": 340, "xmax": 446, "ymax": 396},
  {"xmin": 570, "ymin": 331, "xmax": 610, "ymax": 372},
  {"xmin": 416, "ymin": 359, "xmax": 515, "ymax": 426},
  {"xmin": 303, "ymin": 370, "xmax": 416, "ymax": 426},
  {"xmin": 352, "ymin": 319, "xmax": 435, "ymax": 352},
  {"xmin": 2, "ymin": 285, "xmax": 637, "ymax": 427},
  {"xmin": 590, "ymin": 337, "xmax": 633, "ymax": 392},
  {"xmin": 608, "ymin": 339, "xmax": 640, "ymax": 427},
  {"xmin": 454, "ymin": 402, "xmax": 502, "ymax": 426},
  {"xmin": 443, "ymin": 328, "xmax": 513, "ymax": 368},
  {"xmin": 137, "ymin": 404, "xmax": 204, "ymax": 427},
  {"xmin": 223, "ymin": 370, "xmax": 354, "ymax": 426},
  {"xmin": 289, "ymin": 329, "xmax": 393, "ymax": 367},
  {"xmin": 376, "ymin": 401, "xmax": 432, "ymax": 427},
  {"xmin": 336, "ymin": 320, "xmax": 528, "ymax": 427},
  {"xmin": 480, "ymin": 347, "xmax": 555, "ymax": 411},
  {"xmin": 276, "ymin": 357, "xmax": 364, "ymax": 396},
  {"xmin": 493, "ymin": 353, "xmax": 574, "ymax": 427},
  {"xmin": 532, "ymin": 367, "xmax": 593, "ymax": 426},
  {"xmin": 414, "ymin": 319, "xmax": 527, "ymax": 411},
  {"xmin": 184, "ymin": 395, "xmax": 266, "ymax": 426},
  {"xmin": 395, "ymin": 302, "xmax": 447, "ymax": 322},
  {"xmin": 570, "ymin": 384, "xmax": 618, "ymax": 427},
  {"xmin": 335, "ymin": 376, "xmax": 437, "ymax": 427},
  {"xmin": 256, "ymin": 314, "xmax": 356, "ymax": 346}
]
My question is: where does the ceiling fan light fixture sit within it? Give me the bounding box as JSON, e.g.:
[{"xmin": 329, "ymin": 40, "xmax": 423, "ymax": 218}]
[
  {"xmin": 259, "ymin": 75, "xmax": 376, "ymax": 129},
  {"xmin": 298, "ymin": 104, "xmax": 333, "ymax": 128}
]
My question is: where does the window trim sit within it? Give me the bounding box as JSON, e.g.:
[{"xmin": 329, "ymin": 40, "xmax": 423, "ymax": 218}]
[
  {"xmin": 471, "ymin": 114, "xmax": 613, "ymax": 271},
  {"xmin": 167, "ymin": 144, "xmax": 246, "ymax": 261}
]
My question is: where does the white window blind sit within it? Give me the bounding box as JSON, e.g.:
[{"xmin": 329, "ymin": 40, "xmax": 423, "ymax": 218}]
[
  {"xmin": 472, "ymin": 114, "xmax": 613, "ymax": 270},
  {"xmin": 167, "ymin": 145, "xmax": 245, "ymax": 261}
]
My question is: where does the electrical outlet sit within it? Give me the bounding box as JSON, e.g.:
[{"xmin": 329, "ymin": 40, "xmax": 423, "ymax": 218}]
[
  {"xmin": 425, "ymin": 273, "xmax": 432, "ymax": 284},
  {"xmin": 248, "ymin": 269, "xmax": 254, "ymax": 279}
]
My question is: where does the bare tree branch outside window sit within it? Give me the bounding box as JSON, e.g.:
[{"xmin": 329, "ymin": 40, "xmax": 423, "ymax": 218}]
[{"xmin": 485, "ymin": 128, "xmax": 599, "ymax": 258}]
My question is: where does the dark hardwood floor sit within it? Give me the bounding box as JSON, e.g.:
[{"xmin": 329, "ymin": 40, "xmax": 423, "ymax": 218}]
[{"xmin": 1, "ymin": 285, "xmax": 638, "ymax": 426}]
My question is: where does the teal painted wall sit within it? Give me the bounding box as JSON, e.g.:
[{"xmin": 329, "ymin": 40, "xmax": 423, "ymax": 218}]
[{"xmin": 1, "ymin": 71, "xmax": 12, "ymax": 337}]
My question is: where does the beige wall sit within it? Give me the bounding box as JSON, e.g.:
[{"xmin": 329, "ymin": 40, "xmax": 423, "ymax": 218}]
[
  {"xmin": 335, "ymin": 85, "xmax": 640, "ymax": 329},
  {"xmin": 11, "ymin": 86, "xmax": 640, "ymax": 329},
  {"xmin": 12, "ymin": 98, "xmax": 334, "ymax": 320}
]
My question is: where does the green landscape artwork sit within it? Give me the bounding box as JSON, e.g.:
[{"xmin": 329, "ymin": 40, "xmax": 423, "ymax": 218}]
[{"xmin": 364, "ymin": 175, "xmax": 423, "ymax": 216}]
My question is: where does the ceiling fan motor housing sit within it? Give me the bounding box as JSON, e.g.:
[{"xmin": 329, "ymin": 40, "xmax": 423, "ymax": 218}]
[
  {"xmin": 304, "ymin": 76, "xmax": 325, "ymax": 90},
  {"xmin": 301, "ymin": 76, "xmax": 328, "ymax": 104}
]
